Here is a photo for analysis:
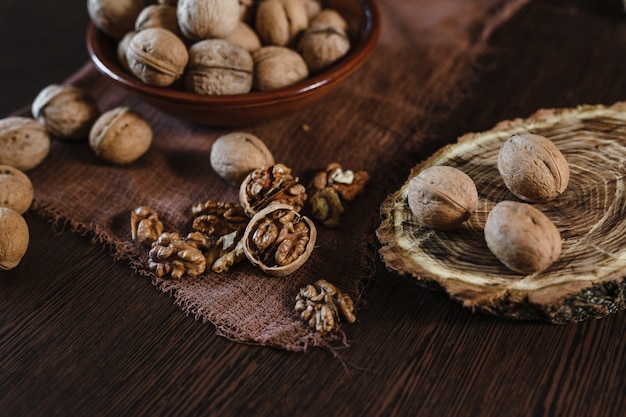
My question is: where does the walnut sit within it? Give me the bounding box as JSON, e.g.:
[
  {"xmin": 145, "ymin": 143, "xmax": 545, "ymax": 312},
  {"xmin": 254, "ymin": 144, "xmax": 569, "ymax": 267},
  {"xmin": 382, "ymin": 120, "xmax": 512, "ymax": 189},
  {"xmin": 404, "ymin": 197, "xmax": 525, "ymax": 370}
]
[
  {"xmin": 148, "ymin": 232, "xmax": 206, "ymax": 279},
  {"xmin": 134, "ymin": 4, "xmax": 182, "ymax": 38},
  {"xmin": 242, "ymin": 204, "xmax": 317, "ymax": 276},
  {"xmin": 210, "ymin": 132, "xmax": 275, "ymax": 185},
  {"xmin": 185, "ymin": 39, "xmax": 254, "ymax": 96},
  {"xmin": 255, "ymin": 0, "xmax": 309, "ymax": 47},
  {"xmin": 89, "ymin": 107, "xmax": 153, "ymax": 165},
  {"xmin": 0, "ymin": 165, "xmax": 33, "ymax": 214},
  {"xmin": 31, "ymin": 84, "xmax": 101, "ymax": 140},
  {"xmin": 117, "ymin": 31, "xmax": 137, "ymax": 74},
  {"xmin": 407, "ymin": 165, "xmax": 478, "ymax": 230},
  {"xmin": 0, "ymin": 117, "xmax": 50, "ymax": 171},
  {"xmin": 309, "ymin": 163, "xmax": 369, "ymax": 228},
  {"xmin": 310, "ymin": 8, "xmax": 348, "ymax": 31},
  {"xmin": 191, "ymin": 200, "xmax": 249, "ymax": 272},
  {"xmin": 177, "ymin": 0, "xmax": 240, "ymax": 41},
  {"xmin": 87, "ymin": 0, "xmax": 153, "ymax": 40},
  {"xmin": 251, "ymin": 46, "xmax": 309, "ymax": 91},
  {"xmin": 294, "ymin": 279, "xmax": 356, "ymax": 333},
  {"xmin": 0, "ymin": 207, "xmax": 29, "ymax": 271},
  {"xmin": 223, "ymin": 21, "xmax": 262, "ymax": 52},
  {"xmin": 485, "ymin": 200, "xmax": 562, "ymax": 274},
  {"xmin": 239, "ymin": 163, "xmax": 307, "ymax": 216},
  {"xmin": 498, "ymin": 134, "xmax": 570, "ymax": 203},
  {"xmin": 302, "ymin": 0, "xmax": 322, "ymax": 19},
  {"xmin": 130, "ymin": 206, "xmax": 164, "ymax": 247},
  {"xmin": 298, "ymin": 23, "xmax": 350, "ymax": 74},
  {"xmin": 126, "ymin": 27, "xmax": 189, "ymax": 87}
]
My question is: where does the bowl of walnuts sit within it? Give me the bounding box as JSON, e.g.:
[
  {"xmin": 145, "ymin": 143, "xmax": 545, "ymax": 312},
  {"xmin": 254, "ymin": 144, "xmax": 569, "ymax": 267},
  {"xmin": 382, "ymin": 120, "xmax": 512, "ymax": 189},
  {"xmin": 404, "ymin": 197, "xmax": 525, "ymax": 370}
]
[{"xmin": 86, "ymin": 0, "xmax": 381, "ymax": 126}]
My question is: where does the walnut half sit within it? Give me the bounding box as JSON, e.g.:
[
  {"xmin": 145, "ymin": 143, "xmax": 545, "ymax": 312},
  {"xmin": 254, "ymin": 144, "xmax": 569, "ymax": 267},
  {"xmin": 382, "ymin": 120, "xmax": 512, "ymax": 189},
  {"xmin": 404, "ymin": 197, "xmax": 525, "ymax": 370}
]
[{"xmin": 294, "ymin": 279, "xmax": 356, "ymax": 333}]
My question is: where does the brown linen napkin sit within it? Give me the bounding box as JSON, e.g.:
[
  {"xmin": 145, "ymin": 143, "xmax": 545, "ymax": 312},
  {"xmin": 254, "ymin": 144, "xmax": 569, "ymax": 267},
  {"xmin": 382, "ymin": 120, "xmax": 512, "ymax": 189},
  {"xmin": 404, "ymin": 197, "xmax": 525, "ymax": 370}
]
[{"xmin": 24, "ymin": 0, "xmax": 529, "ymax": 351}]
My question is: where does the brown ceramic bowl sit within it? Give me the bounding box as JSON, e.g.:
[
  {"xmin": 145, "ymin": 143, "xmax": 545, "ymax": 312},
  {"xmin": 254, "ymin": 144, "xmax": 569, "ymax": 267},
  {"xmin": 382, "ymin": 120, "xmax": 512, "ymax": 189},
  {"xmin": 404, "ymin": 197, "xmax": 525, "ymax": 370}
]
[{"xmin": 86, "ymin": 0, "xmax": 381, "ymax": 126}]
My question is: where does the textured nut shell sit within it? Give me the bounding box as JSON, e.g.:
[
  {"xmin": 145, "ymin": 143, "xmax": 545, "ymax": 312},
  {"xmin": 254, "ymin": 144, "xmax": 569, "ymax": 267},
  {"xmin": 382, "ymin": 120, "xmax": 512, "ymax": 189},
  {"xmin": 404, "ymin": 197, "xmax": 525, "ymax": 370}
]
[
  {"xmin": 407, "ymin": 165, "xmax": 478, "ymax": 230},
  {"xmin": 127, "ymin": 28, "xmax": 189, "ymax": 87},
  {"xmin": 298, "ymin": 23, "xmax": 350, "ymax": 73},
  {"xmin": 255, "ymin": 0, "xmax": 309, "ymax": 47},
  {"xmin": 498, "ymin": 134, "xmax": 570, "ymax": 203},
  {"xmin": 0, "ymin": 165, "xmax": 33, "ymax": 214},
  {"xmin": 303, "ymin": 0, "xmax": 322, "ymax": 19},
  {"xmin": 177, "ymin": 0, "xmax": 239, "ymax": 41},
  {"xmin": 252, "ymin": 46, "xmax": 309, "ymax": 91},
  {"xmin": 87, "ymin": 0, "xmax": 153, "ymax": 40},
  {"xmin": 185, "ymin": 39, "xmax": 254, "ymax": 95},
  {"xmin": 89, "ymin": 107, "xmax": 153, "ymax": 164},
  {"xmin": 485, "ymin": 201, "xmax": 562, "ymax": 274},
  {"xmin": 242, "ymin": 204, "xmax": 317, "ymax": 276},
  {"xmin": 0, "ymin": 207, "xmax": 29, "ymax": 270},
  {"xmin": 31, "ymin": 84, "xmax": 101, "ymax": 140},
  {"xmin": 210, "ymin": 132, "xmax": 275, "ymax": 185},
  {"xmin": 135, "ymin": 4, "xmax": 181, "ymax": 37},
  {"xmin": 117, "ymin": 31, "xmax": 137, "ymax": 73},
  {"xmin": 311, "ymin": 8, "xmax": 348, "ymax": 31},
  {"xmin": 223, "ymin": 21, "xmax": 262, "ymax": 52},
  {"xmin": 0, "ymin": 117, "xmax": 50, "ymax": 171}
]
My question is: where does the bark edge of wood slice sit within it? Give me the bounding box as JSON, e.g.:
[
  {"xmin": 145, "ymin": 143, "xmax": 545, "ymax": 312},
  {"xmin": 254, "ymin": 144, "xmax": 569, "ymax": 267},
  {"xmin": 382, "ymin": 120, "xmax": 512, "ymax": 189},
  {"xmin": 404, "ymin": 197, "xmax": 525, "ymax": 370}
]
[{"xmin": 377, "ymin": 102, "xmax": 626, "ymax": 324}]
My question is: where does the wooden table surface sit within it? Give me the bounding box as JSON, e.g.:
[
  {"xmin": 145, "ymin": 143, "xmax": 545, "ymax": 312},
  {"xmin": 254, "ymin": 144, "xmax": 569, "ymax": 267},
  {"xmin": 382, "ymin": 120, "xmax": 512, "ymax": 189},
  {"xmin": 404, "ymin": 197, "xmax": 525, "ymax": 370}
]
[{"xmin": 2, "ymin": 1, "xmax": 626, "ymax": 416}]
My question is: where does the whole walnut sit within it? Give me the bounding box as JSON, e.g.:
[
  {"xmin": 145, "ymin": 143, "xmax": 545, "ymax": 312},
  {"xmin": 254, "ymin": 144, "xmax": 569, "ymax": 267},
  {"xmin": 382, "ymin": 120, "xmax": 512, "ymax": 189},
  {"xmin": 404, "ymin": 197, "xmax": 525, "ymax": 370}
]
[
  {"xmin": 498, "ymin": 134, "xmax": 570, "ymax": 203},
  {"xmin": 485, "ymin": 200, "xmax": 562, "ymax": 274},
  {"xmin": 117, "ymin": 31, "xmax": 137, "ymax": 73},
  {"xmin": 311, "ymin": 8, "xmax": 348, "ymax": 31},
  {"xmin": 210, "ymin": 132, "xmax": 275, "ymax": 185},
  {"xmin": 252, "ymin": 46, "xmax": 309, "ymax": 91},
  {"xmin": 407, "ymin": 165, "xmax": 478, "ymax": 230},
  {"xmin": 185, "ymin": 39, "xmax": 254, "ymax": 95},
  {"xmin": 0, "ymin": 117, "xmax": 50, "ymax": 171},
  {"xmin": 0, "ymin": 207, "xmax": 29, "ymax": 270},
  {"xmin": 126, "ymin": 27, "xmax": 189, "ymax": 87},
  {"xmin": 0, "ymin": 165, "xmax": 33, "ymax": 214},
  {"xmin": 89, "ymin": 107, "xmax": 153, "ymax": 165},
  {"xmin": 223, "ymin": 21, "xmax": 262, "ymax": 52},
  {"xmin": 298, "ymin": 23, "xmax": 350, "ymax": 74},
  {"xmin": 135, "ymin": 4, "xmax": 183, "ymax": 38},
  {"xmin": 255, "ymin": 0, "xmax": 309, "ymax": 47},
  {"xmin": 31, "ymin": 84, "xmax": 101, "ymax": 140},
  {"xmin": 177, "ymin": 0, "xmax": 240, "ymax": 41},
  {"xmin": 87, "ymin": 0, "xmax": 153, "ymax": 40}
]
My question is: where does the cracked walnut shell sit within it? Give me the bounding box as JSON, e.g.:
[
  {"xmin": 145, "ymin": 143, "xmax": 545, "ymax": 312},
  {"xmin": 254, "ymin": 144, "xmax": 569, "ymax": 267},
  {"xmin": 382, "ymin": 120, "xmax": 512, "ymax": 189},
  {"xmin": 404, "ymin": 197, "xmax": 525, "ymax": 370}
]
[
  {"xmin": 239, "ymin": 164, "xmax": 307, "ymax": 216},
  {"xmin": 242, "ymin": 204, "xmax": 317, "ymax": 276}
]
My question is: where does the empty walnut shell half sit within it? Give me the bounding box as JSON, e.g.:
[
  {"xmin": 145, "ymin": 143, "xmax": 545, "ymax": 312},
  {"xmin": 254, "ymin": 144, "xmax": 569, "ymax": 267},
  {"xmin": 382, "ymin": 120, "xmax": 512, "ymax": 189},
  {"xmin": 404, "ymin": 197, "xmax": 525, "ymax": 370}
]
[{"xmin": 242, "ymin": 203, "xmax": 317, "ymax": 276}]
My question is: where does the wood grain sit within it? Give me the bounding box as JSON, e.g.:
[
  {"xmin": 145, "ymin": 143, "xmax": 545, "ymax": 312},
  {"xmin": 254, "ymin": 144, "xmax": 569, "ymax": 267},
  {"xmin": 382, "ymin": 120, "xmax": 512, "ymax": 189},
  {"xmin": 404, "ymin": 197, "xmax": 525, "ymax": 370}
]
[{"xmin": 2, "ymin": 0, "xmax": 626, "ymax": 416}]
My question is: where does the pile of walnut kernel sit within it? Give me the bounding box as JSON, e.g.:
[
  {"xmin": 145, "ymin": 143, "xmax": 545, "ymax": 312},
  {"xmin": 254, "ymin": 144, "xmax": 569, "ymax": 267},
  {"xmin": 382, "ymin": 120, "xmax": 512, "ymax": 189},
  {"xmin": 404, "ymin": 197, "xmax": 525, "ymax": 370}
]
[
  {"xmin": 89, "ymin": 0, "xmax": 353, "ymax": 94},
  {"xmin": 130, "ymin": 131, "xmax": 368, "ymax": 333}
]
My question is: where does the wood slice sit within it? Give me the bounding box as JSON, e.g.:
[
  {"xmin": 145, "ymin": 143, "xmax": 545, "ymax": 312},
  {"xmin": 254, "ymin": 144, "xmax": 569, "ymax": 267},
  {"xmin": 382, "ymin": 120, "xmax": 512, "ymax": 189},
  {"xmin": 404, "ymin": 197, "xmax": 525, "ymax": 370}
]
[{"xmin": 377, "ymin": 102, "xmax": 626, "ymax": 324}]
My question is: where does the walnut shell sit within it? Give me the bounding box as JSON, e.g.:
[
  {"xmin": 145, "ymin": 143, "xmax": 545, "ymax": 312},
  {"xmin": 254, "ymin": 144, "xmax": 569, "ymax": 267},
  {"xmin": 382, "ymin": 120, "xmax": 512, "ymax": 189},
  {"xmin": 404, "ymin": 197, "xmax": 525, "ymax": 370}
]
[
  {"xmin": 485, "ymin": 201, "xmax": 562, "ymax": 274},
  {"xmin": 311, "ymin": 8, "xmax": 348, "ymax": 31},
  {"xmin": 210, "ymin": 132, "xmax": 275, "ymax": 185},
  {"xmin": 177, "ymin": 0, "xmax": 239, "ymax": 41},
  {"xmin": 31, "ymin": 84, "xmax": 101, "ymax": 140},
  {"xmin": 135, "ymin": 4, "xmax": 182, "ymax": 38},
  {"xmin": 498, "ymin": 133, "xmax": 570, "ymax": 203},
  {"xmin": 87, "ymin": 0, "xmax": 153, "ymax": 40},
  {"xmin": 223, "ymin": 21, "xmax": 262, "ymax": 52},
  {"xmin": 242, "ymin": 203, "xmax": 317, "ymax": 276},
  {"xmin": 0, "ymin": 117, "xmax": 50, "ymax": 171},
  {"xmin": 117, "ymin": 31, "xmax": 137, "ymax": 73},
  {"xmin": 255, "ymin": 0, "xmax": 309, "ymax": 47},
  {"xmin": 0, "ymin": 165, "xmax": 33, "ymax": 214},
  {"xmin": 126, "ymin": 27, "xmax": 189, "ymax": 87},
  {"xmin": 252, "ymin": 46, "xmax": 309, "ymax": 91},
  {"xmin": 298, "ymin": 23, "xmax": 350, "ymax": 74},
  {"xmin": 0, "ymin": 207, "xmax": 29, "ymax": 270},
  {"xmin": 407, "ymin": 165, "xmax": 478, "ymax": 230},
  {"xmin": 89, "ymin": 107, "xmax": 153, "ymax": 165},
  {"xmin": 185, "ymin": 39, "xmax": 254, "ymax": 95}
]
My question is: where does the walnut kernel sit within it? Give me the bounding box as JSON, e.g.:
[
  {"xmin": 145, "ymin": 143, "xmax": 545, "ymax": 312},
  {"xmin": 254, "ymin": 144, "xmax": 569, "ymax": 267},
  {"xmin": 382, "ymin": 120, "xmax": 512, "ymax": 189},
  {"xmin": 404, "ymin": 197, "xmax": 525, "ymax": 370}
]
[
  {"xmin": 294, "ymin": 279, "xmax": 356, "ymax": 333},
  {"xmin": 239, "ymin": 164, "xmax": 307, "ymax": 216}
]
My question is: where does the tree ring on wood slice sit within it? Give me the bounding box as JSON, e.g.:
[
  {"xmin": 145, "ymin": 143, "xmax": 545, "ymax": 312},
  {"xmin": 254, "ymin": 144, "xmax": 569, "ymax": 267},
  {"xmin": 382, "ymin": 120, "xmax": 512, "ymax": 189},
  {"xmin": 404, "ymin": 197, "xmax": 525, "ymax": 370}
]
[{"xmin": 376, "ymin": 102, "xmax": 626, "ymax": 324}]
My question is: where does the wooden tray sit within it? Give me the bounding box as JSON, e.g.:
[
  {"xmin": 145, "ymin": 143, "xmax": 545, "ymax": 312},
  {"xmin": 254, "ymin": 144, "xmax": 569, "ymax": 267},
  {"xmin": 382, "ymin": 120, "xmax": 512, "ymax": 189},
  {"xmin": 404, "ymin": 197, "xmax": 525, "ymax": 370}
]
[{"xmin": 377, "ymin": 103, "xmax": 626, "ymax": 323}]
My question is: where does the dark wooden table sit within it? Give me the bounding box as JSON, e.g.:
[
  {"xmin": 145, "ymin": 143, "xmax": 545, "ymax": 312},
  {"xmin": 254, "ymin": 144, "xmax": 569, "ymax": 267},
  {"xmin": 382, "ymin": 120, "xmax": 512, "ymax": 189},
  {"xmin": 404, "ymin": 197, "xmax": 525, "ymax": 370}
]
[{"xmin": 2, "ymin": 1, "xmax": 626, "ymax": 416}]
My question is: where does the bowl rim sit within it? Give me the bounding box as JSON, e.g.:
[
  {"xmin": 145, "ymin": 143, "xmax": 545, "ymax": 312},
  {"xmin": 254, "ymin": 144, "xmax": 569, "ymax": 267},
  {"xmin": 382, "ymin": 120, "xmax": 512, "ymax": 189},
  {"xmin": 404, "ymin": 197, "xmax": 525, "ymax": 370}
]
[{"xmin": 85, "ymin": 0, "xmax": 381, "ymax": 107}]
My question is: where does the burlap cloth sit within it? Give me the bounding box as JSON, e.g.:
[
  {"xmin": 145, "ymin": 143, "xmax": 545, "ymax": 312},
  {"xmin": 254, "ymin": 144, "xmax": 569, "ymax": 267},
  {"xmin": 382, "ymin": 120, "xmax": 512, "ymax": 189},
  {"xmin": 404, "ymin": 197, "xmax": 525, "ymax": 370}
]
[{"xmin": 23, "ymin": 0, "xmax": 529, "ymax": 351}]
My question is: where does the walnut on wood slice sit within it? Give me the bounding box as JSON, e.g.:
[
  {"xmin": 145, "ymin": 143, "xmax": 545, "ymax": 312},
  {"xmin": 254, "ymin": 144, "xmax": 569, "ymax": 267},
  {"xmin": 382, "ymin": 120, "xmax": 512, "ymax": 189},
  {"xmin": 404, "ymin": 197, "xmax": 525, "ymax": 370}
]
[{"xmin": 377, "ymin": 102, "xmax": 626, "ymax": 324}]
